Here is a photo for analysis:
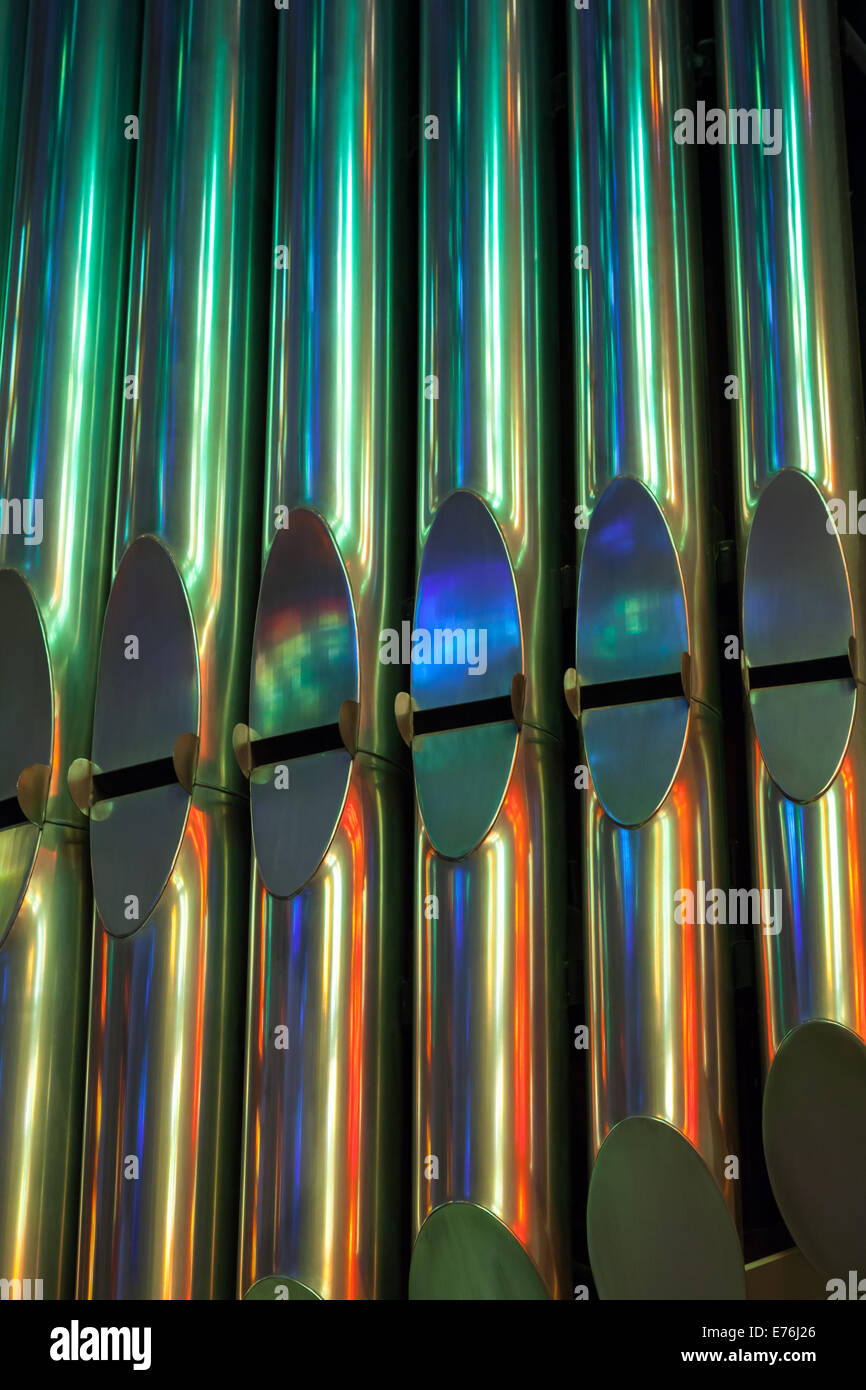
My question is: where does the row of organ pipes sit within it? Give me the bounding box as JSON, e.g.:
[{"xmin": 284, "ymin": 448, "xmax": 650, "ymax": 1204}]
[{"xmin": 0, "ymin": 0, "xmax": 863, "ymax": 1300}]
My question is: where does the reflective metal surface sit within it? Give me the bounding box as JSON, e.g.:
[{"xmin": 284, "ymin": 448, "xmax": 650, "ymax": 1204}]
[
  {"xmin": 577, "ymin": 478, "xmax": 691, "ymax": 827},
  {"xmin": 0, "ymin": 0, "xmax": 141, "ymax": 1298},
  {"xmin": 0, "ymin": 0, "xmax": 141, "ymax": 830},
  {"xmin": 717, "ymin": 0, "xmax": 866, "ymax": 1274},
  {"xmin": 78, "ymin": 789, "xmax": 249, "ymax": 1298},
  {"xmin": 410, "ymin": 0, "xmax": 569, "ymax": 1299},
  {"xmin": 412, "ymin": 731, "xmax": 571, "ymax": 1298},
  {"xmin": 418, "ymin": 1, "xmax": 562, "ymax": 741},
  {"xmin": 584, "ymin": 713, "xmax": 744, "ymax": 1298},
  {"xmin": 239, "ymin": 755, "xmax": 407, "ymax": 1300},
  {"xmin": 77, "ymin": 0, "xmax": 274, "ymax": 1298},
  {"xmin": 0, "ymin": 1, "xmax": 27, "ymax": 329},
  {"xmin": 263, "ymin": 0, "xmax": 413, "ymax": 772},
  {"xmin": 411, "ymin": 490, "xmax": 522, "ymax": 859},
  {"xmin": 0, "ymin": 570, "xmax": 51, "ymax": 943},
  {"xmin": 743, "ymin": 469, "xmax": 855, "ymax": 803},
  {"xmin": 0, "ymin": 824, "xmax": 90, "ymax": 1299},
  {"xmin": 248, "ymin": 510, "xmax": 358, "ymax": 901},
  {"xmin": 238, "ymin": 0, "xmax": 413, "ymax": 1301},
  {"xmin": 88, "ymin": 537, "xmax": 198, "ymax": 936},
  {"xmin": 569, "ymin": 0, "xmax": 743, "ymax": 1297},
  {"xmin": 113, "ymin": 0, "xmax": 272, "ymax": 801}
]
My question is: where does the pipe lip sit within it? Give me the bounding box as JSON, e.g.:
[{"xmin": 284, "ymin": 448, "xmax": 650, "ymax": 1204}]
[
  {"xmin": 742, "ymin": 469, "xmax": 856, "ymax": 804},
  {"xmin": 248, "ymin": 509, "xmax": 359, "ymax": 900},
  {"xmin": 763, "ymin": 1018, "xmax": 866, "ymax": 1279},
  {"xmin": 587, "ymin": 1115, "xmax": 746, "ymax": 1300},
  {"xmin": 88, "ymin": 535, "xmax": 199, "ymax": 937},
  {"xmin": 410, "ymin": 490, "xmax": 523, "ymax": 860},
  {"xmin": 409, "ymin": 1201, "xmax": 553, "ymax": 1301},
  {"xmin": 575, "ymin": 478, "xmax": 691, "ymax": 828},
  {"xmin": 0, "ymin": 567, "xmax": 53, "ymax": 945},
  {"xmin": 243, "ymin": 1274, "xmax": 321, "ymax": 1302}
]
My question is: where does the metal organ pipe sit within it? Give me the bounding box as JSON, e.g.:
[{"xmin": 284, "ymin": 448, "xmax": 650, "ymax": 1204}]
[
  {"xmin": 567, "ymin": 0, "xmax": 744, "ymax": 1298},
  {"xmin": 236, "ymin": 0, "xmax": 414, "ymax": 1302},
  {"xmin": 0, "ymin": 2, "xmax": 27, "ymax": 329},
  {"xmin": 73, "ymin": 0, "xmax": 274, "ymax": 1298},
  {"xmin": 406, "ymin": 0, "xmax": 571, "ymax": 1300},
  {"xmin": 717, "ymin": 0, "xmax": 866, "ymax": 1276},
  {"xmin": 0, "ymin": 0, "xmax": 141, "ymax": 1299}
]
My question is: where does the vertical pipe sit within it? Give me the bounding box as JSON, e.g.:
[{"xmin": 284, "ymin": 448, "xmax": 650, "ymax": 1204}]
[
  {"xmin": 408, "ymin": 0, "xmax": 570, "ymax": 1299},
  {"xmin": 717, "ymin": 0, "xmax": 866, "ymax": 1275},
  {"xmin": 567, "ymin": 0, "xmax": 743, "ymax": 1298},
  {"xmin": 0, "ymin": 1, "xmax": 27, "ymax": 331},
  {"xmin": 0, "ymin": 0, "xmax": 141, "ymax": 1299},
  {"xmin": 237, "ymin": 0, "xmax": 414, "ymax": 1301},
  {"xmin": 74, "ymin": 0, "xmax": 274, "ymax": 1298}
]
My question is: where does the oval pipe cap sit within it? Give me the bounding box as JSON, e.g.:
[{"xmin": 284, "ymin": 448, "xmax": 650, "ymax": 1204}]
[{"xmin": 16, "ymin": 762, "xmax": 51, "ymax": 827}]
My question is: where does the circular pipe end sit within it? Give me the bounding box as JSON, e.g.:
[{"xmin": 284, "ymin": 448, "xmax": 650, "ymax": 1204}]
[
  {"xmin": 763, "ymin": 1019, "xmax": 866, "ymax": 1276},
  {"xmin": 243, "ymin": 1275, "xmax": 322, "ymax": 1301},
  {"xmin": 587, "ymin": 1116, "xmax": 745, "ymax": 1300},
  {"xmin": 409, "ymin": 1203, "xmax": 551, "ymax": 1301}
]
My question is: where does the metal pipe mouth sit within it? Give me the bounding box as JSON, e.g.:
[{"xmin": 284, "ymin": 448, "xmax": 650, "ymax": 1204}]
[
  {"xmin": 83, "ymin": 535, "xmax": 200, "ymax": 937},
  {"xmin": 742, "ymin": 469, "xmax": 856, "ymax": 803},
  {"xmin": 405, "ymin": 490, "xmax": 524, "ymax": 860},
  {"xmin": 762, "ymin": 1019, "xmax": 866, "ymax": 1277},
  {"xmin": 587, "ymin": 1115, "xmax": 746, "ymax": 1301},
  {"xmin": 243, "ymin": 1275, "xmax": 321, "ymax": 1302},
  {"xmin": 409, "ymin": 1202, "xmax": 551, "ymax": 1301},
  {"xmin": 574, "ymin": 477, "xmax": 691, "ymax": 828},
  {"xmin": 242, "ymin": 509, "xmax": 359, "ymax": 900},
  {"xmin": 0, "ymin": 568, "xmax": 53, "ymax": 944}
]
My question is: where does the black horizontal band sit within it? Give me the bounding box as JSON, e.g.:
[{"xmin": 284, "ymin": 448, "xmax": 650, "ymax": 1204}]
[
  {"xmin": 92, "ymin": 756, "xmax": 180, "ymax": 803},
  {"xmin": 748, "ymin": 653, "xmax": 852, "ymax": 691},
  {"xmin": 412, "ymin": 693, "xmax": 515, "ymax": 737},
  {"xmin": 250, "ymin": 722, "xmax": 345, "ymax": 769},
  {"xmin": 579, "ymin": 670, "xmax": 684, "ymax": 712}
]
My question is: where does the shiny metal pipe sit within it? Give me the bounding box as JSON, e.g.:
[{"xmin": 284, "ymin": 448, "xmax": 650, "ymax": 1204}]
[
  {"xmin": 0, "ymin": 0, "xmax": 141, "ymax": 1299},
  {"xmin": 75, "ymin": 0, "xmax": 274, "ymax": 1298},
  {"xmin": 0, "ymin": 1, "xmax": 27, "ymax": 331},
  {"xmin": 717, "ymin": 0, "xmax": 866, "ymax": 1276},
  {"xmin": 408, "ymin": 0, "xmax": 570, "ymax": 1300},
  {"xmin": 237, "ymin": 0, "xmax": 413, "ymax": 1301},
  {"xmin": 567, "ymin": 0, "xmax": 743, "ymax": 1298}
]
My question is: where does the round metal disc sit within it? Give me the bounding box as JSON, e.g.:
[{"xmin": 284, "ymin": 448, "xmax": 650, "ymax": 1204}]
[
  {"xmin": 250, "ymin": 509, "xmax": 358, "ymax": 899},
  {"xmin": 243, "ymin": 1275, "xmax": 321, "ymax": 1301},
  {"xmin": 90, "ymin": 536, "xmax": 199, "ymax": 936},
  {"xmin": 0, "ymin": 569, "xmax": 53, "ymax": 944},
  {"xmin": 743, "ymin": 469, "xmax": 855, "ymax": 803},
  {"xmin": 763, "ymin": 1019, "xmax": 866, "ymax": 1276},
  {"xmin": 587, "ymin": 1115, "xmax": 745, "ymax": 1300},
  {"xmin": 577, "ymin": 478, "xmax": 690, "ymax": 827},
  {"xmin": 409, "ymin": 1202, "xmax": 549, "ymax": 1300},
  {"xmin": 411, "ymin": 491, "xmax": 522, "ymax": 860}
]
